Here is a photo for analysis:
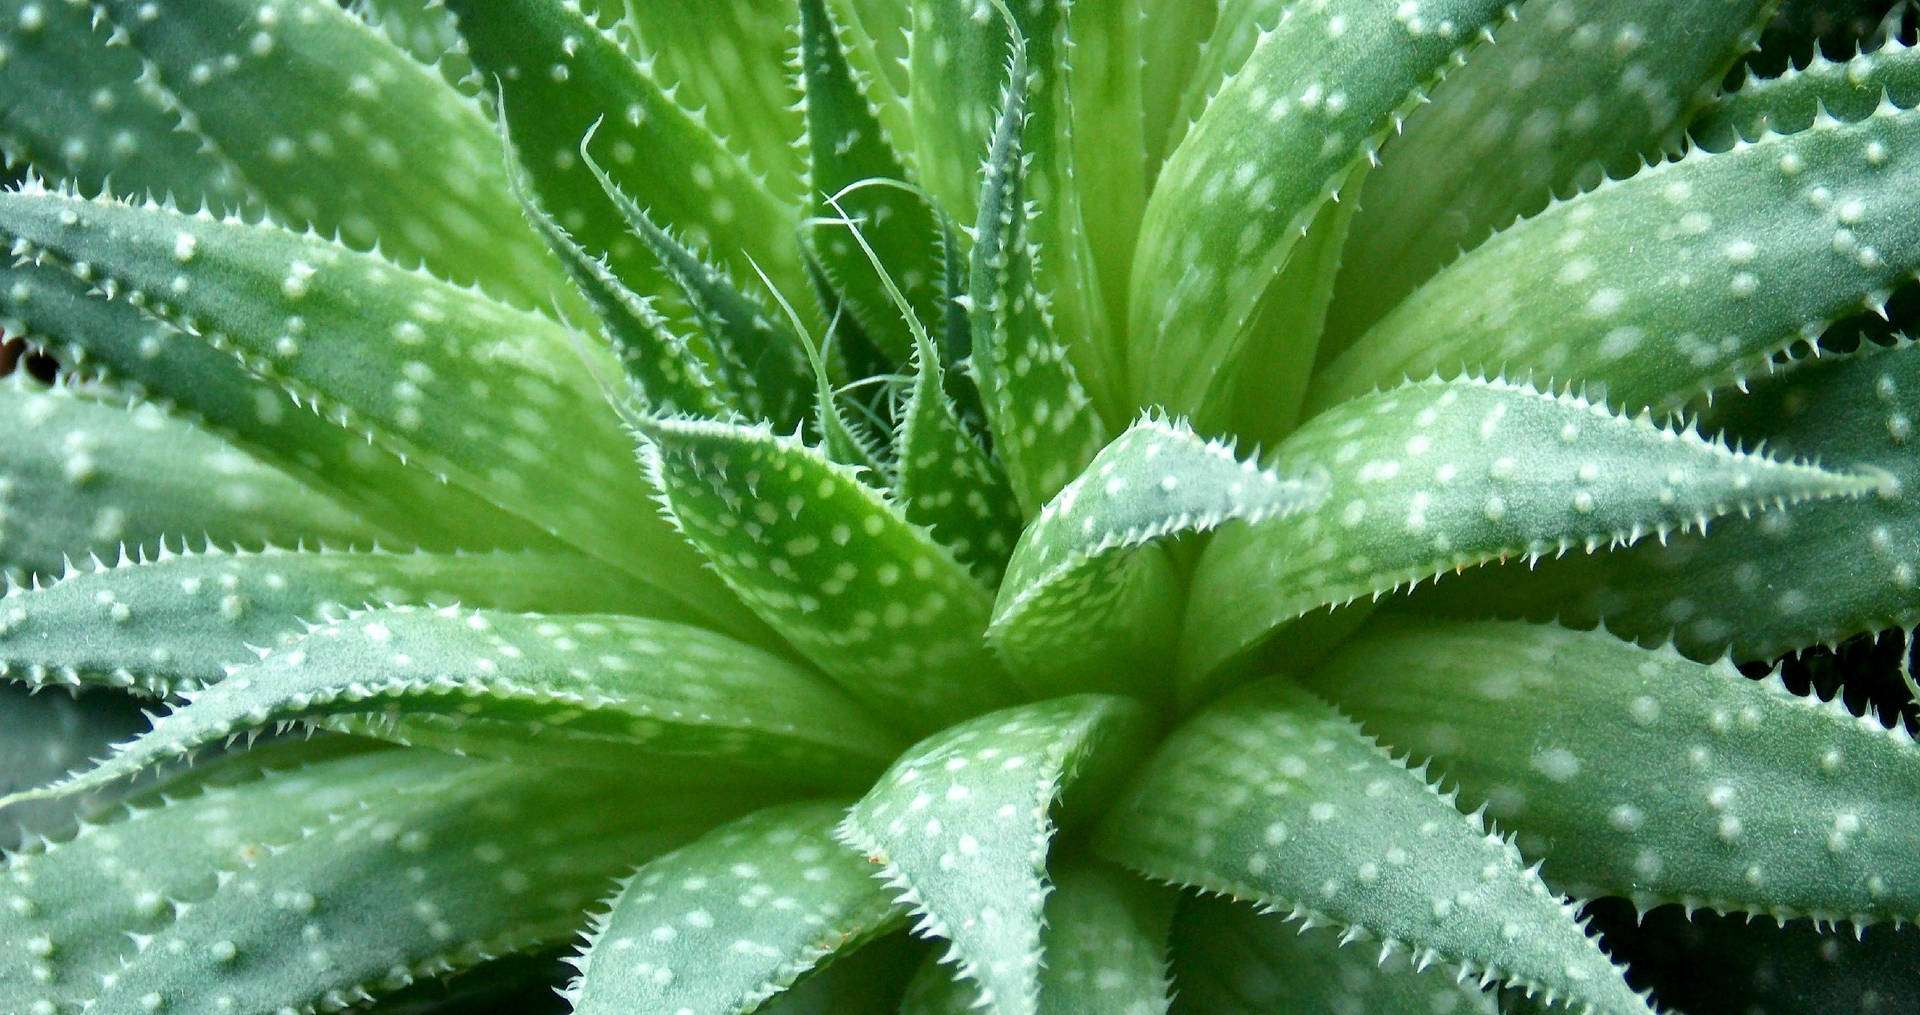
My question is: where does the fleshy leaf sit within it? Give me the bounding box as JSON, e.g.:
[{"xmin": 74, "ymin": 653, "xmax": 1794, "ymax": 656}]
[
  {"xmin": 823, "ymin": 0, "xmax": 916, "ymax": 172},
  {"xmin": 1306, "ymin": 619, "xmax": 1920, "ymax": 924},
  {"xmin": 969, "ymin": 29, "xmax": 1111, "ymax": 516},
  {"xmin": 896, "ymin": 332, "xmax": 1024, "ymax": 585},
  {"xmin": 838, "ymin": 695, "xmax": 1152, "ymax": 1015},
  {"xmin": 442, "ymin": 0, "xmax": 808, "ymax": 327},
  {"xmin": 641, "ymin": 415, "xmax": 1020, "ymax": 734},
  {"xmin": 0, "ymin": 184, "xmax": 756, "ymax": 635},
  {"xmin": 1326, "ymin": 0, "xmax": 1774, "ymax": 350},
  {"xmin": 1691, "ymin": 35, "xmax": 1920, "ymax": 150},
  {"xmin": 2, "ymin": 605, "xmax": 899, "ymax": 804},
  {"xmin": 0, "ymin": 544, "xmax": 679, "ymax": 696},
  {"xmin": 585, "ymin": 152, "xmax": 813, "ymax": 428},
  {"xmin": 1167, "ymin": 895, "xmax": 1500, "ymax": 1015},
  {"xmin": 990, "ymin": 415, "xmax": 1328, "ymax": 702},
  {"xmin": 0, "ymin": 258, "xmax": 557, "ymax": 552},
  {"xmin": 0, "ymin": 745, "xmax": 740, "ymax": 1015},
  {"xmin": 0, "ymin": 380, "xmax": 373, "ymax": 581},
  {"xmin": 566, "ymin": 800, "xmax": 904, "ymax": 1015},
  {"xmin": 0, "ymin": 0, "xmax": 562, "ymax": 305},
  {"xmin": 1312, "ymin": 102, "xmax": 1920, "ymax": 415},
  {"xmin": 898, "ymin": 859, "xmax": 1175, "ymax": 1015},
  {"xmin": 1096, "ymin": 679, "xmax": 1653, "ymax": 1015},
  {"xmin": 1126, "ymin": 0, "xmax": 1509, "ymax": 425},
  {"xmin": 0, "ymin": 683, "xmax": 148, "ymax": 852},
  {"xmin": 1138, "ymin": 0, "xmax": 1219, "ymax": 180},
  {"xmin": 799, "ymin": 0, "xmax": 942, "ymax": 366},
  {"xmin": 1423, "ymin": 338, "xmax": 1920, "ymax": 661},
  {"xmin": 1179, "ymin": 376, "xmax": 1879, "ymax": 698},
  {"xmin": 1066, "ymin": 0, "xmax": 1149, "ymax": 351}
]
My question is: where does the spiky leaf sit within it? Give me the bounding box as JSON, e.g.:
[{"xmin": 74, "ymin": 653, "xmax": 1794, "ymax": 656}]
[
  {"xmin": 1313, "ymin": 103, "xmax": 1920, "ymax": 415},
  {"xmin": 838, "ymin": 695, "xmax": 1152, "ymax": 1015},
  {"xmin": 567, "ymin": 800, "xmax": 903, "ymax": 1015},
  {"xmin": 1097, "ymin": 679, "xmax": 1652, "ymax": 1015},
  {"xmin": 1180, "ymin": 377, "xmax": 1877, "ymax": 695},
  {"xmin": 1307, "ymin": 619, "xmax": 1920, "ymax": 924},
  {"xmin": 642, "ymin": 415, "xmax": 1018, "ymax": 734},
  {"xmin": 1690, "ymin": 35, "xmax": 1920, "ymax": 150},
  {"xmin": 4, "ymin": 605, "xmax": 898, "ymax": 804},
  {"xmin": 896, "ymin": 333, "xmax": 1024, "ymax": 584}
]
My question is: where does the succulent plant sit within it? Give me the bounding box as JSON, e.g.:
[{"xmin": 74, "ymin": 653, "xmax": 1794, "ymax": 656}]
[{"xmin": 2, "ymin": 0, "xmax": 1919, "ymax": 1012}]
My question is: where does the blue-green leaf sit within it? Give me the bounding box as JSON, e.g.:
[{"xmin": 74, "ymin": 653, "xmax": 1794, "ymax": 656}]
[
  {"xmin": 1309, "ymin": 620, "xmax": 1920, "ymax": 925},
  {"xmin": 1691, "ymin": 35, "xmax": 1920, "ymax": 150},
  {"xmin": 838, "ymin": 695, "xmax": 1152, "ymax": 1015},
  {"xmin": 1097, "ymin": 679, "xmax": 1653, "ymax": 1015},
  {"xmin": 566, "ymin": 800, "xmax": 904, "ymax": 1015}
]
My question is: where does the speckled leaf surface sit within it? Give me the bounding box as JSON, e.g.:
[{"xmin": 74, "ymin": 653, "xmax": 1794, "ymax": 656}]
[
  {"xmin": 822, "ymin": 0, "xmax": 915, "ymax": 172},
  {"xmin": 1424, "ymin": 339, "xmax": 1920, "ymax": 661},
  {"xmin": 839, "ymin": 695, "xmax": 1151, "ymax": 1015},
  {"xmin": 642, "ymin": 415, "xmax": 1018, "ymax": 734},
  {"xmin": 1326, "ymin": 0, "xmax": 1773, "ymax": 350},
  {"xmin": 990, "ymin": 416, "xmax": 1328, "ymax": 701},
  {"xmin": 0, "ymin": 256, "xmax": 549, "ymax": 551},
  {"xmin": 0, "ymin": 746, "xmax": 737, "ymax": 1015},
  {"xmin": 0, "ymin": 381, "xmax": 372, "ymax": 582},
  {"xmin": 1167, "ymin": 895, "xmax": 1500, "ymax": 1015},
  {"xmin": 1179, "ymin": 377, "xmax": 1876, "ymax": 695},
  {"xmin": 0, "ymin": 0, "xmax": 561, "ymax": 306},
  {"xmin": 1096, "ymin": 679, "xmax": 1652, "ymax": 1015},
  {"xmin": 0, "ymin": 684, "xmax": 148, "ymax": 852},
  {"xmin": 567, "ymin": 800, "xmax": 903, "ymax": 1015},
  {"xmin": 0, "ymin": 185, "xmax": 754, "ymax": 634},
  {"xmin": 968, "ymin": 35, "xmax": 1111, "ymax": 516},
  {"xmin": 443, "ymin": 0, "xmax": 807, "ymax": 324},
  {"xmin": 1307, "ymin": 620, "xmax": 1920, "ymax": 924},
  {"xmin": 0, "ymin": 545, "xmax": 674, "ymax": 696},
  {"xmin": 1127, "ymin": 0, "xmax": 1508, "ymax": 423},
  {"xmin": 3, "ymin": 605, "xmax": 898, "ymax": 804},
  {"xmin": 1313, "ymin": 103, "xmax": 1920, "ymax": 415},
  {"xmin": 1691, "ymin": 36, "xmax": 1920, "ymax": 150},
  {"xmin": 897, "ymin": 330, "xmax": 1024, "ymax": 584}
]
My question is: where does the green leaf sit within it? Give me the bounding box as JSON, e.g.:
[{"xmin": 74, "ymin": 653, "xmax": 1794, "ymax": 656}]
[
  {"xmin": 584, "ymin": 152, "xmax": 813, "ymax": 428},
  {"xmin": 442, "ymin": 0, "xmax": 809, "ymax": 330},
  {"xmin": 0, "ymin": 745, "xmax": 739, "ymax": 1015},
  {"xmin": 750, "ymin": 933, "xmax": 927, "ymax": 1015},
  {"xmin": 1, "ymin": 0, "xmax": 563, "ymax": 306},
  {"xmin": 1691, "ymin": 35, "xmax": 1920, "ymax": 151},
  {"xmin": 823, "ymin": 0, "xmax": 916, "ymax": 174},
  {"xmin": 0, "ymin": 544, "xmax": 683, "ymax": 696},
  {"xmin": 1066, "ymin": 0, "xmax": 1149, "ymax": 353},
  {"xmin": 990, "ymin": 415, "xmax": 1328, "ymax": 703},
  {"xmin": 896, "ymin": 332, "xmax": 1024, "ymax": 585},
  {"xmin": 969, "ymin": 30, "xmax": 1111, "ymax": 516},
  {"xmin": 0, "ymin": 380, "xmax": 374, "ymax": 582},
  {"xmin": 838, "ymin": 695, "xmax": 1152, "ymax": 1015},
  {"xmin": 617, "ymin": 0, "xmax": 808, "ymax": 205},
  {"xmin": 0, "ymin": 684, "xmax": 148, "ymax": 851},
  {"xmin": 1325, "ymin": 0, "xmax": 1774, "ymax": 352},
  {"xmin": 0, "ymin": 185, "xmax": 757, "ymax": 636},
  {"xmin": 1306, "ymin": 619, "xmax": 1920, "ymax": 925},
  {"xmin": 1423, "ymin": 338, "xmax": 1920, "ymax": 661},
  {"xmin": 1167, "ymin": 895, "xmax": 1500, "ymax": 1015},
  {"xmin": 1126, "ymin": 0, "xmax": 1509, "ymax": 426},
  {"xmin": 349, "ymin": 0, "xmax": 475, "ymax": 94},
  {"xmin": 799, "ymin": 0, "xmax": 943, "ymax": 366},
  {"xmin": 1311, "ymin": 103, "xmax": 1920, "ymax": 416},
  {"xmin": 1179, "ymin": 376, "xmax": 1879, "ymax": 699},
  {"xmin": 1138, "ymin": 0, "xmax": 1219, "ymax": 180},
  {"xmin": 0, "ymin": 258, "xmax": 561, "ymax": 552},
  {"xmin": 641, "ymin": 415, "xmax": 1020, "ymax": 734},
  {"xmin": 565, "ymin": 800, "xmax": 904, "ymax": 1015},
  {"xmin": 2, "ymin": 604, "xmax": 900, "ymax": 805},
  {"xmin": 1096, "ymin": 679, "xmax": 1653, "ymax": 1015}
]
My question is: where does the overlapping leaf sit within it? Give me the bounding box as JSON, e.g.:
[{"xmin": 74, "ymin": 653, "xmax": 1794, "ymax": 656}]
[
  {"xmin": 0, "ymin": 185, "xmax": 756, "ymax": 634},
  {"xmin": 1180, "ymin": 376, "xmax": 1877, "ymax": 696},
  {"xmin": 0, "ymin": 545, "xmax": 677, "ymax": 696},
  {"xmin": 641, "ymin": 415, "xmax": 1019, "ymax": 733},
  {"xmin": 1691, "ymin": 35, "xmax": 1920, "ymax": 149},
  {"xmin": 839, "ymin": 695, "xmax": 1152, "ymax": 1015},
  {"xmin": 0, "ymin": 380, "xmax": 372, "ymax": 581},
  {"xmin": 2, "ymin": 605, "xmax": 899, "ymax": 805},
  {"xmin": 0, "ymin": 745, "xmax": 739, "ymax": 1015},
  {"xmin": 1128, "ymin": 0, "xmax": 1510, "ymax": 426},
  {"xmin": 1308, "ymin": 620, "xmax": 1920, "ymax": 924},
  {"xmin": 990, "ymin": 415, "xmax": 1327, "ymax": 702},
  {"xmin": 566, "ymin": 800, "xmax": 903, "ymax": 1015},
  {"xmin": 1097, "ymin": 679, "xmax": 1653, "ymax": 1015},
  {"xmin": 1313, "ymin": 101, "xmax": 1920, "ymax": 414},
  {"xmin": 1326, "ymin": 0, "xmax": 1774, "ymax": 351}
]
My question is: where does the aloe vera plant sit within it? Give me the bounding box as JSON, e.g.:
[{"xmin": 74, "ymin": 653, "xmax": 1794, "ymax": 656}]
[{"xmin": 1, "ymin": 0, "xmax": 1918, "ymax": 1012}]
